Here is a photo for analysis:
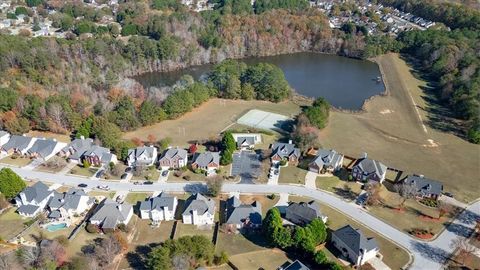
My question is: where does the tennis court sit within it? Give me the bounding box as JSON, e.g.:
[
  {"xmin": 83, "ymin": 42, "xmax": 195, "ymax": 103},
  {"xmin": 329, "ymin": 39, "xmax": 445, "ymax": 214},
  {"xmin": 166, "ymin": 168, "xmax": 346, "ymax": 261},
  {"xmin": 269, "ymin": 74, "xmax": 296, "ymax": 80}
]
[{"xmin": 236, "ymin": 109, "xmax": 292, "ymax": 132}]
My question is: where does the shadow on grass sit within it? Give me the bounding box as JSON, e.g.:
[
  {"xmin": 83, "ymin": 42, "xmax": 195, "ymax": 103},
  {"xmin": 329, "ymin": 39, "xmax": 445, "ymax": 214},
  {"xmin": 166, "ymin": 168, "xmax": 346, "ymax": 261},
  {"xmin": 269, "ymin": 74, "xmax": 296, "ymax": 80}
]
[
  {"xmin": 411, "ymin": 241, "xmax": 450, "ymax": 264},
  {"xmin": 125, "ymin": 243, "xmax": 162, "ymax": 270}
]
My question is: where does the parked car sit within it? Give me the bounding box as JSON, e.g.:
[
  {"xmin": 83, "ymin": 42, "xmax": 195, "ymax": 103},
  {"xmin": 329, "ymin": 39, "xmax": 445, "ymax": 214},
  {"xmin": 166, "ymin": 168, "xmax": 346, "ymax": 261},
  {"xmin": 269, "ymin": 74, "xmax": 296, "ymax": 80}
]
[
  {"xmin": 116, "ymin": 195, "xmax": 125, "ymax": 203},
  {"xmin": 97, "ymin": 185, "xmax": 110, "ymax": 191},
  {"xmin": 161, "ymin": 170, "xmax": 168, "ymax": 177},
  {"xmin": 96, "ymin": 170, "xmax": 105, "ymax": 178},
  {"xmin": 121, "ymin": 173, "xmax": 128, "ymax": 180},
  {"xmin": 133, "ymin": 181, "xmax": 141, "ymax": 185},
  {"xmin": 125, "ymin": 167, "xmax": 132, "ymax": 173},
  {"xmin": 78, "ymin": 183, "xmax": 88, "ymax": 188},
  {"xmin": 144, "ymin": 181, "xmax": 153, "ymax": 185}
]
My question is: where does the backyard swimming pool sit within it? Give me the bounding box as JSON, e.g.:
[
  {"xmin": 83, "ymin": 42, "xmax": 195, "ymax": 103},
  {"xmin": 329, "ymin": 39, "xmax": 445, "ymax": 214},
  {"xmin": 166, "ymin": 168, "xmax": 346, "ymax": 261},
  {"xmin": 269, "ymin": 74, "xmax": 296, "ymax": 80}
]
[{"xmin": 46, "ymin": 223, "xmax": 67, "ymax": 232}]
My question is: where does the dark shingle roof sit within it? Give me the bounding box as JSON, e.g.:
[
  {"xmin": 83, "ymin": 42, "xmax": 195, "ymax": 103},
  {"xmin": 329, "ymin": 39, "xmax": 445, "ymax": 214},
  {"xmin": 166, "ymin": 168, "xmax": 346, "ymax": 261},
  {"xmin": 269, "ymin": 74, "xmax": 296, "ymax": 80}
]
[
  {"xmin": 225, "ymin": 196, "xmax": 262, "ymax": 225},
  {"xmin": 19, "ymin": 181, "xmax": 52, "ymax": 204},
  {"xmin": 271, "ymin": 142, "xmax": 300, "ymax": 159},
  {"xmin": 160, "ymin": 148, "xmax": 187, "ymax": 162},
  {"xmin": 183, "ymin": 193, "xmax": 215, "ymax": 215},
  {"xmin": 140, "ymin": 193, "xmax": 176, "ymax": 212},
  {"xmin": 354, "ymin": 157, "xmax": 387, "ymax": 178},
  {"xmin": 17, "ymin": 204, "xmax": 40, "ymax": 215},
  {"xmin": 311, "ymin": 149, "xmax": 343, "ymax": 168},
  {"xmin": 404, "ymin": 175, "xmax": 443, "ymax": 196},
  {"xmin": 2, "ymin": 135, "xmax": 34, "ymax": 151},
  {"xmin": 332, "ymin": 225, "xmax": 378, "ymax": 255},
  {"xmin": 193, "ymin": 152, "xmax": 220, "ymax": 167},
  {"xmin": 284, "ymin": 260, "xmax": 310, "ymax": 270},
  {"xmin": 236, "ymin": 136, "xmax": 255, "ymax": 147},
  {"xmin": 286, "ymin": 201, "xmax": 323, "ymax": 223},
  {"xmin": 27, "ymin": 139, "xmax": 58, "ymax": 158}
]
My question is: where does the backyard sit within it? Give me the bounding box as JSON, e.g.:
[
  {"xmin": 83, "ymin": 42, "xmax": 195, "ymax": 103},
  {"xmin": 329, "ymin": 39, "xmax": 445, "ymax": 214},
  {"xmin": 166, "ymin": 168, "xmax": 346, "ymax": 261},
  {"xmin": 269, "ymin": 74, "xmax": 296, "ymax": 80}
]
[
  {"xmin": 0, "ymin": 208, "xmax": 33, "ymax": 240},
  {"xmin": 228, "ymin": 249, "xmax": 291, "ymax": 270},
  {"xmin": 174, "ymin": 223, "xmax": 214, "ymax": 240},
  {"xmin": 278, "ymin": 166, "xmax": 307, "ymax": 185}
]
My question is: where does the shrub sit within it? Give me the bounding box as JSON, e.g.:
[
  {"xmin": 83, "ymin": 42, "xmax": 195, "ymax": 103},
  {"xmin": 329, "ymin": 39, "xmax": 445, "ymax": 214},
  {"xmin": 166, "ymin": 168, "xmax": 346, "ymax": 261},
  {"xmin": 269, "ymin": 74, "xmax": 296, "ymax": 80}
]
[
  {"xmin": 214, "ymin": 251, "xmax": 229, "ymax": 265},
  {"xmin": 183, "ymin": 175, "xmax": 191, "ymax": 181},
  {"xmin": 279, "ymin": 160, "xmax": 287, "ymax": 166},
  {"xmin": 86, "ymin": 223, "xmax": 100, "ymax": 234},
  {"xmin": 83, "ymin": 160, "xmax": 91, "ymax": 168},
  {"xmin": 117, "ymin": 223, "xmax": 129, "ymax": 233},
  {"xmin": 420, "ymin": 198, "xmax": 439, "ymax": 208},
  {"xmin": 267, "ymin": 194, "xmax": 276, "ymax": 200}
]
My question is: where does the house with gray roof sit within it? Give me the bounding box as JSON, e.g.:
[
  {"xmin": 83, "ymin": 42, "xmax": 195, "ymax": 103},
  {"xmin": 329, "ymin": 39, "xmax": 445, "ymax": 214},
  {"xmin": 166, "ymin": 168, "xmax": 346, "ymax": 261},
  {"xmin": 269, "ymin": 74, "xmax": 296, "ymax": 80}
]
[
  {"xmin": 15, "ymin": 181, "xmax": 54, "ymax": 217},
  {"xmin": 404, "ymin": 175, "xmax": 443, "ymax": 200},
  {"xmin": 89, "ymin": 199, "xmax": 133, "ymax": 231},
  {"xmin": 0, "ymin": 131, "xmax": 10, "ymax": 148},
  {"xmin": 83, "ymin": 146, "xmax": 117, "ymax": 167},
  {"xmin": 352, "ymin": 154, "xmax": 387, "ymax": 184},
  {"xmin": 47, "ymin": 188, "xmax": 94, "ymax": 221},
  {"xmin": 282, "ymin": 260, "xmax": 310, "ymax": 270},
  {"xmin": 139, "ymin": 193, "xmax": 178, "ymax": 222},
  {"xmin": 158, "ymin": 147, "xmax": 188, "ymax": 170},
  {"xmin": 27, "ymin": 139, "xmax": 67, "ymax": 161},
  {"xmin": 224, "ymin": 195, "xmax": 262, "ymax": 230},
  {"xmin": 191, "ymin": 151, "xmax": 220, "ymax": 175},
  {"xmin": 309, "ymin": 149, "xmax": 344, "ymax": 174},
  {"xmin": 127, "ymin": 146, "xmax": 158, "ymax": 167},
  {"xmin": 232, "ymin": 133, "xmax": 262, "ymax": 150},
  {"xmin": 285, "ymin": 201, "xmax": 328, "ymax": 225},
  {"xmin": 1, "ymin": 135, "xmax": 37, "ymax": 155},
  {"xmin": 331, "ymin": 225, "xmax": 379, "ymax": 266},
  {"xmin": 182, "ymin": 193, "xmax": 216, "ymax": 225},
  {"xmin": 59, "ymin": 137, "xmax": 94, "ymax": 162},
  {"xmin": 271, "ymin": 140, "xmax": 301, "ymax": 166}
]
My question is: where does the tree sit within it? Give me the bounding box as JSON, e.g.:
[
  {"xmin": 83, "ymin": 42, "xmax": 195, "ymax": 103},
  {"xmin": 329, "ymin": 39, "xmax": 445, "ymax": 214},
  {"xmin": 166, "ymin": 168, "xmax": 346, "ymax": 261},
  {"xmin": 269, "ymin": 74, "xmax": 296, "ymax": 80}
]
[
  {"xmin": 146, "ymin": 246, "xmax": 171, "ymax": 270},
  {"xmin": 292, "ymin": 227, "xmax": 315, "ymax": 253},
  {"xmin": 0, "ymin": 88, "xmax": 18, "ymax": 112},
  {"xmin": 263, "ymin": 208, "xmax": 283, "ymax": 243},
  {"xmin": 303, "ymin": 97, "xmax": 330, "ymax": 129},
  {"xmin": 206, "ymin": 176, "xmax": 223, "ymax": 197},
  {"xmin": 450, "ymin": 237, "xmax": 476, "ymax": 266},
  {"xmin": 365, "ymin": 182, "xmax": 382, "ymax": 206},
  {"xmin": 139, "ymin": 100, "xmax": 166, "ymax": 125},
  {"xmin": 307, "ymin": 218, "xmax": 327, "ymax": 245},
  {"xmin": 292, "ymin": 114, "xmax": 320, "ymax": 152},
  {"xmin": 240, "ymin": 82, "xmax": 255, "ymax": 100},
  {"xmin": 0, "ymin": 194, "xmax": 9, "ymax": 210},
  {"xmin": 314, "ymin": 250, "xmax": 328, "ymax": 265},
  {"xmin": 272, "ymin": 226, "xmax": 293, "ymax": 249},
  {"xmin": 242, "ymin": 63, "xmax": 291, "ymax": 102},
  {"xmin": 220, "ymin": 149, "xmax": 233, "ymax": 165},
  {"xmin": 222, "ymin": 131, "xmax": 236, "ymax": 152},
  {"xmin": 0, "ymin": 168, "xmax": 26, "ymax": 199},
  {"xmin": 394, "ymin": 182, "xmax": 418, "ymax": 209}
]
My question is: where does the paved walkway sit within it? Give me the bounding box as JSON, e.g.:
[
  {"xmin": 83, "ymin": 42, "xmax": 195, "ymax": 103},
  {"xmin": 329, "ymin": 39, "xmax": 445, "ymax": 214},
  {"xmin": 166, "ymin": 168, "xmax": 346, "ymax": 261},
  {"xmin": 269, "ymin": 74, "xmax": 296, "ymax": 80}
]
[
  {"xmin": 3, "ymin": 165, "xmax": 480, "ymax": 270},
  {"xmin": 304, "ymin": 171, "xmax": 317, "ymax": 189}
]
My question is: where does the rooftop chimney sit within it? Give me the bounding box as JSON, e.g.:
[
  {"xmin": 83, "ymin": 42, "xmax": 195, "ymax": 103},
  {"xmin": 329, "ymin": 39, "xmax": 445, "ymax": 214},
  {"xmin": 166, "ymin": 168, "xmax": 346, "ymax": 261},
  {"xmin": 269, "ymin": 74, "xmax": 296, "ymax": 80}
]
[{"xmin": 288, "ymin": 139, "xmax": 293, "ymax": 144}]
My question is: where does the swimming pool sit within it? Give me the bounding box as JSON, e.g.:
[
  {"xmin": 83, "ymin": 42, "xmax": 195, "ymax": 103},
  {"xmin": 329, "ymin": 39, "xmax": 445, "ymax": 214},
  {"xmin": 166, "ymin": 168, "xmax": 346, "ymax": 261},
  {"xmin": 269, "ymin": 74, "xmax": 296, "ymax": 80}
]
[{"xmin": 46, "ymin": 223, "xmax": 67, "ymax": 232}]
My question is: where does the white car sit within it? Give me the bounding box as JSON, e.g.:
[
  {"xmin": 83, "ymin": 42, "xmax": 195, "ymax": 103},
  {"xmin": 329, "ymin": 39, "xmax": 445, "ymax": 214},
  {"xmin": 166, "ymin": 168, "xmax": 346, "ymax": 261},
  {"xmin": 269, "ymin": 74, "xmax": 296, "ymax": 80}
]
[{"xmin": 97, "ymin": 185, "xmax": 110, "ymax": 191}]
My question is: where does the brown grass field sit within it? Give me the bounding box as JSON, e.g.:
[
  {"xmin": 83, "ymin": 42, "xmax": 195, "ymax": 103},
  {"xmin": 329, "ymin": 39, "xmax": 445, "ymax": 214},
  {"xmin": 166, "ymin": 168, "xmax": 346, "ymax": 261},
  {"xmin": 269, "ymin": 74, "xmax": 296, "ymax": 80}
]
[
  {"xmin": 319, "ymin": 53, "xmax": 480, "ymax": 203},
  {"xmin": 124, "ymin": 98, "xmax": 301, "ymax": 147}
]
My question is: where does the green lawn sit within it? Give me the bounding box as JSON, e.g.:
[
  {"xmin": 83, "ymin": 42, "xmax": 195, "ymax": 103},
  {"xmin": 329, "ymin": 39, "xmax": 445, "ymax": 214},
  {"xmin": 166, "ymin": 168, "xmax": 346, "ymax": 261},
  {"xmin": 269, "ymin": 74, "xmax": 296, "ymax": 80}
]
[
  {"xmin": 0, "ymin": 156, "xmax": 32, "ymax": 167},
  {"xmin": 278, "ymin": 166, "xmax": 307, "ymax": 185},
  {"xmin": 125, "ymin": 192, "xmax": 152, "ymax": 204},
  {"xmin": 132, "ymin": 166, "xmax": 160, "ymax": 181},
  {"xmin": 174, "ymin": 223, "xmax": 214, "ymax": 240},
  {"xmin": 228, "ymin": 249, "xmax": 291, "ymax": 270},
  {"xmin": 69, "ymin": 165, "xmax": 97, "ymax": 177},
  {"xmin": 0, "ymin": 208, "xmax": 33, "ymax": 240},
  {"xmin": 316, "ymin": 175, "xmax": 362, "ymax": 198},
  {"xmin": 167, "ymin": 170, "xmax": 206, "ymax": 182},
  {"xmin": 88, "ymin": 191, "xmax": 116, "ymax": 200}
]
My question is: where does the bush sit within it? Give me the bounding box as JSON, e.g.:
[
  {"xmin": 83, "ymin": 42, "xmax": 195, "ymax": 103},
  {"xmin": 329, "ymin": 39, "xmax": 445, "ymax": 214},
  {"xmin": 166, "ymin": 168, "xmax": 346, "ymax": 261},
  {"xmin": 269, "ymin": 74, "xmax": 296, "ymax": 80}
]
[
  {"xmin": 83, "ymin": 160, "xmax": 91, "ymax": 168},
  {"xmin": 86, "ymin": 223, "xmax": 100, "ymax": 234},
  {"xmin": 267, "ymin": 194, "xmax": 276, "ymax": 200},
  {"xmin": 213, "ymin": 251, "xmax": 229, "ymax": 265},
  {"xmin": 420, "ymin": 198, "xmax": 439, "ymax": 208},
  {"xmin": 279, "ymin": 160, "xmax": 287, "ymax": 166},
  {"xmin": 183, "ymin": 175, "xmax": 191, "ymax": 181},
  {"xmin": 117, "ymin": 223, "xmax": 129, "ymax": 233}
]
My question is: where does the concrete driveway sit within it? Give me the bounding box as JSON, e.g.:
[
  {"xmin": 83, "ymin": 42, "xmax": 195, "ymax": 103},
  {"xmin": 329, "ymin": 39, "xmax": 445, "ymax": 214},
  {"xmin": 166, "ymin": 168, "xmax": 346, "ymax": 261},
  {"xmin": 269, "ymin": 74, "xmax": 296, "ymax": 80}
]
[
  {"xmin": 231, "ymin": 151, "xmax": 261, "ymax": 184},
  {"xmin": 304, "ymin": 171, "xmax": 317, "ymax": 189}
]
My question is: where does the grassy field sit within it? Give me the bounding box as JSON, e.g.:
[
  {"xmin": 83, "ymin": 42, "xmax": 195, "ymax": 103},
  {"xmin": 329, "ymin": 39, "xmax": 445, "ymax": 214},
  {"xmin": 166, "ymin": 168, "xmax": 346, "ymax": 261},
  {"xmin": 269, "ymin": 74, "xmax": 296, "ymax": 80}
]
[
  {"xmin": 69, "ymin": 165, "xmax": 97, "ymax": 177},
  {"xmin": 316, "ymin": 175, "xmax": 363, "ymax": 196},
  {"xmin": 0, "ymin": 156, "xmax": 32, "ymax": 167},
  {"xmin": 289, "ymin": 196, "xmax": 410, "ymax": 270},
  {"xmin": 174, "ymin": 223, "xmax": 214, "ymax": 240},
  {"xmin": 124, "ymin": 98, "xmax": 301, "ymax": 147},
  {"xmin": 167, "ymin": 170, "xmax": 206, "ymax": 182},
  {"xmin": 125, "ymin": 192, "xmax": 153, "ymax": 204},
  {"xmin": 318, "ymin": 53, "xmax": 480, "ymax": 203},
  {"xmin": 131, "ymin": 167, "xmax": 160, "ymax": 181},
  {"xmin": 228, "ymin": 249, "xmax": 291, "ymax": 270},
  {"xmin": 0, "ymin": 208, "xmax": 32, "ymax": 240},
  {"xmin": 278, "ymin": 166, "xmax": 307, "ymax": 185},
  {"xmin": 216, "ymin": 232, "xmax": 268, "ymax": 256}
]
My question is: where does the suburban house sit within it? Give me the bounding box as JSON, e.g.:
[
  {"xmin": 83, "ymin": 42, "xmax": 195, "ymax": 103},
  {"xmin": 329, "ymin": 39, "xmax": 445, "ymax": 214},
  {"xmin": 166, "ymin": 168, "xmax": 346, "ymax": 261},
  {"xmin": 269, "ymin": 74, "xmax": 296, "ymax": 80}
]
[
  {"xmin": 158, "ymin": 147, "xmax": 188, "ymax": 170},
  {"xmin": 0, "ymin": 131, "xmax": 10, "ymax": 147},
  {"xmin": 89, "ymin": 199, "xmax": 133, "ymax": 231},
  {"xmin": 309, "ymin": 149, "xmax": 344, "ymax": 174},
  {"xmin": 351, "ymin": 154, "xmax": 387, "ymax": 183},
  {"xmin": 232, "ymin": 133, "xmax": 262, "ymax": 150},
  {"xmin": 139, "ymin": 193, "xmax": 178, "ymax": 222},
  {"xmin": 191, "ymin": 151, "xmax": 220, "ymax": 175},
  {"xmin": 331, "ymin": 225, "xmax": 379, "ymax": 266},
  {"xmin": 281, "ymin": 260, "xmax": 310, "ymax": 270},
  {"xmin": 1, "ymin": 135, "xmax": 37, "ymax": 156},
  {"xmin": 58, "ymin": 137, "xmax": 94, "ymax": 162},
  {"xmin": 270, "ymin": 141, "xmax": 301, "ymax": 166},
  {"xmin": 403, "ymin": 175, "xmax": 444, "ymax": 200},
  {"xmin": 285, "ymin": 201, "xmax": 328, "ymax": 225},
  {"xmin": 15, "ymin": 181, "xmax": 54, "ymax": 217},
  {"xmin": 182, "ymin": 193, "xmax": 215, "ymax": 225},
  {"xmin": 127, "ymin": 146, "xmax": 158, "ymax": 167},
  {"xmin": 47, "ymin": 188, "xmax": 94, "ymax": 221},
  {"xmin": 27, "ymin": 139, "xmax": 67, "ymax": 161},
  {"xmin": 83, "ymin": 146, "xmax": 117, "ymax": 167},
  {"xmin": 224, "ymin": 195, "xmax": 262, "ymax": 230}
]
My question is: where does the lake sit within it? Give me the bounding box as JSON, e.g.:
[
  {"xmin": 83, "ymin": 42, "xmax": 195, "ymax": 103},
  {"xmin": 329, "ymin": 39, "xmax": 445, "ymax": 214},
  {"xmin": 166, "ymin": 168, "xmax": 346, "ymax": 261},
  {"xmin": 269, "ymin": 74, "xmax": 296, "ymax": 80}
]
[{"xmin": 134, "ymin": 52, "xmax": 385, "ymax": 110}]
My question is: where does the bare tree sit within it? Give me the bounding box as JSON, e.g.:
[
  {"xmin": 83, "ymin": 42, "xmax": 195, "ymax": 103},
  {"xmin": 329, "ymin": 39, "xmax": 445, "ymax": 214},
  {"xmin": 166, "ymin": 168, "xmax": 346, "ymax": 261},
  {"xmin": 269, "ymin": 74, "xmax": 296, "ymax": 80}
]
[
  {"xmin": 47, "ymin": 103, "xmax": 65, "ymax": 129},
  {"xmin": 394, "ymin": 183, "xmax": 418, "ymax": 209},
  {"xmin": 94, "ymin": 235, "xmax": 121, "ymax": 267},
  {"xmin": 450, "ymin": 238, "xmax": 476, "ymax": 266},
  {"xmin": 438, "ymin": 201, "xmax": 453, "ymax": 218},
  {"xmin": 365, "ymin": 182, "xmax": 382, "ymax": 206}
]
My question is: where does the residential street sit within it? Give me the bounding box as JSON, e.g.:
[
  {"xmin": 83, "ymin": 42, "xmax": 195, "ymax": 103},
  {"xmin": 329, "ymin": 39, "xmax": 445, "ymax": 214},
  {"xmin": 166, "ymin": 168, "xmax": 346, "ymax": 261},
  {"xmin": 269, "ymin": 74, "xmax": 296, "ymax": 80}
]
[{"xmin": 3, "ymin": 165, "xmax": 479, "ymax": 270}]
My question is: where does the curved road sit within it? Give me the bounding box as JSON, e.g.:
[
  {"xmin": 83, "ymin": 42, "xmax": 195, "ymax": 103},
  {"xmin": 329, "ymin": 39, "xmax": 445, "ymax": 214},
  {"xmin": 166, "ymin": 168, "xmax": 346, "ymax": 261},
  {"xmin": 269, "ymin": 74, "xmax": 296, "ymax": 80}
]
[{"xmin": 5, "ymin": 166, "xmax": 480, "ymax": 270}]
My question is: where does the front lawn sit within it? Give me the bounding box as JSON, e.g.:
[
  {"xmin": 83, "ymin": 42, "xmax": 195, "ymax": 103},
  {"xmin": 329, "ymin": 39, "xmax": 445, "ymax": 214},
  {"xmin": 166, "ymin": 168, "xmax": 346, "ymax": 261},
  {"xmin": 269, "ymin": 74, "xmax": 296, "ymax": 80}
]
[
  {"xmin": 131, "ymin": 166, "xmax": 160, "ymax": 181},
  {"xmin": 0, "ymin": 208, "xmax": 33, "ymax": 240},
  {"xmin": 239, "ymin": 194, "xmax": 280, "ymax": 216},
  {"xmin": 316, "ymin": 175, "xmax": 362, "ymax": 199},
  {"xmin": 88, "ymin": 191, "xmax": 116, "ymax": 200},
  {"xmin": 0, "ymin": 156, "xmax": 32, "ymax": 167},
  {"xmin": 69, "ymin": 165, "xmax": 97, "ymax": 177},
  {"xmin": 167, "ymin": 170, "xmax": 206, "ymax": 182},
  {"xmin": 278, "ymin": 166, "xmax": 307, "ymax": 185}
]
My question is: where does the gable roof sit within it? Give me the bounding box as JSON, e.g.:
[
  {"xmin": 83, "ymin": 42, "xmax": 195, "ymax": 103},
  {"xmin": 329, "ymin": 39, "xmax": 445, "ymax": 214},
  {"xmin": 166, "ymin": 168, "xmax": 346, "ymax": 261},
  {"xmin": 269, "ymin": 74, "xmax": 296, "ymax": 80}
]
[
  {"xmin": 183, "ymin": 193, "xmax": 215, "ymax": 216},
  {"xmin": 90, "ymin": 199, "xmax": 132, "ymax": 229},
  {"xmin": 62, "ymin": 138, "xmax": 93, "ymax": 157},
  {"xmin": 17, "ymin": 204, "xmax": 40, "ymax": 215},
  {"xmin": 225, "ymin": 196, "xmax": 262, "ymax": 225},
  {"xmin": 311, "ymin": 149, "xmax": 343, "ymax": 168},
  {"xmin": 128, "ymin": 146, "xmax": 157, "ymax": 159},
  {"xmin": 353, "ymin": 157, "xmax": 387, "ymax": 178},
  {"xmin": 286, "ymin": 201, "xmax": 323, "ymax": 222},
  {"xmin": 17, "ymin": 181, "xmax": 52, "ymax": 204},
  {"xmin": 404, "ymin": 175, "xmax": 443, "ymax": 196},
  {"xmin": 84, "ymin": 145, "xmax": 110, "ymax": 157},
  {"xmin": 160, "ymin": 148, "xmax": 188, "ymax": 162},
  {"xmin": 48, "ymin": 188, "xmax": 91, "ymax": 211},
  {"xmin": 271, "ymin": 142, "xmax": 300, "ymax": 159},
  {"xmin": 27, "ymin": 139, "xmax": 58, "ymax": 158},
  {"xmin": 140, "ymin": 193, "xmax": 176, "ymax": 212},
  {"xmin": 284, "ymin": 260, "xmax": 310, "ymax": 270},
  {"xmin": 236, "ymin": 136, "xmax": 255, "ymax": 147},
  {"xmin": 193, "ymin": 152, "xmax": 220, "ymax": 167},
  {"xmin": 332, "ymin": 225, "xmax": 378, "ymax": 255},
  {"xmin": 2, "ymin": 135, "xmax": 34, "ymax": 151}
]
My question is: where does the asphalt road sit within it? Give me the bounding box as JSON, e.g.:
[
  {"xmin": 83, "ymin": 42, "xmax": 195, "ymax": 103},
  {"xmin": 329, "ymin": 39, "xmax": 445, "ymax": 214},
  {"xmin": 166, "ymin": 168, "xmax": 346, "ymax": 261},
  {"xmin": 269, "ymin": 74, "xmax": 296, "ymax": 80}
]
[{"xmin": 4, "ymin": 165, "xmax": 479, "ymax": 270}]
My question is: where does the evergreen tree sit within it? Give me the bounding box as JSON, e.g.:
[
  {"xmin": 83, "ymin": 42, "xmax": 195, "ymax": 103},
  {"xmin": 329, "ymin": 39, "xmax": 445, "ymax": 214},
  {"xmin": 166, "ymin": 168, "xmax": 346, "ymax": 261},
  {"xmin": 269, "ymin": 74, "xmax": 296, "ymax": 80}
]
[{"xmin": 0, "ymin": 168, "xmax": 26, "ymax": 199}]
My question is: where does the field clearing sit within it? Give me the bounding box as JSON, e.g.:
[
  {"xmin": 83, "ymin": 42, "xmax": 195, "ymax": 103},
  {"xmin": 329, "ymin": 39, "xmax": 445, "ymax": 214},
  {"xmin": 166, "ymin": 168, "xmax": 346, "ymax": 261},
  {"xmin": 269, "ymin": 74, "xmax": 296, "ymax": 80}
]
[
  {"xmin": 319, "ymin": 53, "xmax": 480, "ymax": 203},
  {"xmin": 124, "ymin": 98, "xmax": 301, "ymax": 146},
  {"xmin": 228, "ymin": 249, "xmax": 291, "ymax": 270},
  {"xmin": 0, "ymin": 208, "xmax": 32, "ymax": 240}
]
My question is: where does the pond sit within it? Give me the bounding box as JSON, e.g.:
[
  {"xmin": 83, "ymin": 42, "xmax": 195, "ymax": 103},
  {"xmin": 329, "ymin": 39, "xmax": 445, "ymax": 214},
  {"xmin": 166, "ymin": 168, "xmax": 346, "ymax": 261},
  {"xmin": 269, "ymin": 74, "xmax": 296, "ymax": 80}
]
[{"xmin": 134, "ymin": 52, "xmax": 385, "ymax": 110}]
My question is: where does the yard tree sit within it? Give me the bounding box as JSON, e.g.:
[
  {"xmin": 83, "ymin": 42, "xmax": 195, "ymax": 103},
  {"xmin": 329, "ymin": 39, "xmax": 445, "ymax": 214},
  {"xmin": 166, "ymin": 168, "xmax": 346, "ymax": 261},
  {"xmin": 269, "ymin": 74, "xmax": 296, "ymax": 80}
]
[
  {"xmin": 293, "ymin": 227, "xmax": 315, "ymax": 253},
  {"xmin": 313, "ymin": 250, "xmax": 328, "ymax": 265},
  {"xmin": 91, "ymin": 117, "xmax": 122, "ymax": 149},
  {"xmin": 303, "ymin": 97, "xmax": 330, "ymax": 129},
  {"xmin": 394, "ymin": 182, "xmax": 418, "ymax": 209},
  {"xmin": 222, "ymin": 131, "xmax": 236, "ymax": 152},
  {"xmin": 307, "ymin": 218, "xmax": 327, "ymax": 245},
  {"xmin": 147, "ymin": 246, "xmax": 171, "ymax": 270},
  {"xmin": 220, "ymin": 149, "xmax": 233, "ymax": 165},
  {"xmin": 0, "ymin": 168, "xmax": 26, "ymax": 199},
  {"xmin": 272, "ymin": 226, "xmax": 293, "ymax": 249},
  {"xmin": 263, "ymin": 208, "xmax": 283, "ymax": 244},
  {"xmin": 206, "ymin": 176, "xmax": 223, "ymax": 197},
  {"xmin": 450, "ymin": 238, "xmax": 476, "ymax": 266}
]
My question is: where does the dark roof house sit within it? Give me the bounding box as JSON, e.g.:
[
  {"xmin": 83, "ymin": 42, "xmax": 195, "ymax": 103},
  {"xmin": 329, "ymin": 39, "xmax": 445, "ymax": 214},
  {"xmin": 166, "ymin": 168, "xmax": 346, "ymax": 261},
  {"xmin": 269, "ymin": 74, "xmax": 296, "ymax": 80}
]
[
  {"xmin": 285, "ymin": 201, "xmax": 328, "ymax": 225},
  {"xmin": 404, "ymin": 175, "xmax": 443, "ymax": 199},
  {"xmin": 225, "ymin": 195, "xmax": 262, "ymax": 228},
  {"xmin": 283, "ymin": 260, "xmax": 310, "ymax": 270},
  {"xmin": 309, "ymin": 149, "xmax": 344, "ymax": 173},
  {"xmin": 331, "ymin": 225, "xmax": 379, "ymax": 266},
  {"xmin": 352, "ymin": 154, "xmax": 387, "ymax": 183}
]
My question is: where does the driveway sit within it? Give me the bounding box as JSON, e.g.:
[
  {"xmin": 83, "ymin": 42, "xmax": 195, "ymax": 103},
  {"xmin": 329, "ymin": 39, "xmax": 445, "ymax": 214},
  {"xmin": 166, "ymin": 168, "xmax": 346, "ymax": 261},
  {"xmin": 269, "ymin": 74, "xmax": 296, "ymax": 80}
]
[
  {"xmin": 4, "ymin": 165, "xmax": 480, "ymax": 270},
  {"xmin": 304, "ymin": 171, "xmax": 317, "ymax": 189},
  {"xmin": 231, "ymin": 151, "xmax": 261, "ymax": 184}
]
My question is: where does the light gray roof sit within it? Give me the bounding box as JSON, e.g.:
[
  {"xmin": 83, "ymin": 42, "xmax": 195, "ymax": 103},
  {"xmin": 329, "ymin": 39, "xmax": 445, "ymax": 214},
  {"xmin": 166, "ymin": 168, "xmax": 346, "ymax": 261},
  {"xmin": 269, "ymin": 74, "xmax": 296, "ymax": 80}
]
[
  {"xmin": 286, "ymin": 201, "xmax": 323, "ymax": 223},
  {"xmin": 333, "ymin": 225, "xmax": 378, "ymax": 255},
  {"xmin": 17, "ymin": 181, "xmax": 52, "ymax": 204},
  {"xmin": 128, "ymin": 146, "xmax": 157, "ymax": 159},
  {"xmin": 62, "ymin": 138, "xmax": 94, "ymax": 158},
  {"xmin": 311, "ymin": 149, "xmax": 343, "ymax": 168},
  {"xmin": 101, "ymin": 153, "xmax": 114, "ymax": 163},
  {"xmin": 236, "ymin": 136, "xmax": 255, "ymax": 147},
  {"xmin": 183, "ymin": 193, "xmax": 215, "ymax": 216},
  {"xmin": 193, "ymin": 152, "xmax": 220, "ymax": 167},
  {"xmin": 17, "ymin": 204, "xmax": 40, "ymax": 215},
  {"xmin": 27, "ymin": 139, "xmax": 58, "ymax": 158},
  {"xmin": 2, "ymin": 135, "xmax": 34, "ymax": 151},
  {"xmin": 84, "ymin": 145, "xmax": 110, "ymax": 158},
  {"xmin": 160, "ymin": 148, "xmax": 187, "ymax": 162},
  {"xmin": 271, "ymin": 142, "xmax": 300, "ymax": 159},
  {"xmin": 404, "ymin": 175, "xmax": 443, "ymax": 196},
  {"xmin": 48, "ymin": 210, "xmax": 61, "ymax": 218},
  {"xmin": 90, "ymin": 199, "xmax": 132, "ymax": 229},
  {"xmin": 354, "ymin": 157, "xmax": 387, "ymax": 178},
  {"xmin": 140, "ymin": 193, "xmax": 176, "ymax": 212},
  {"xmin": 284, "ymin": 260, "xmax": 310, "ymax": 270},
  {"xmin": 225, "ymin": 196, "xmax": 262, "ymax": 225},
  {"xmin": 48, "ymin": 188, "xmax": 89, "ymax": 211}
]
